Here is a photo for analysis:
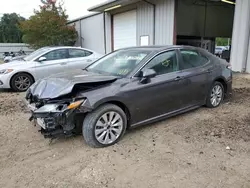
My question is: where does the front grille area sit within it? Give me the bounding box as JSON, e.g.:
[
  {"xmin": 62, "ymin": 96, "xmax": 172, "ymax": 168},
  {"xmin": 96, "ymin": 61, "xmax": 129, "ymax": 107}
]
[
  {"xmin": 44, "ymin": 117, "xmax": 56, "ymax": 129},
  {"xmin": 41, "ymin": 113, "xmax": 67, "ymax": 131}
]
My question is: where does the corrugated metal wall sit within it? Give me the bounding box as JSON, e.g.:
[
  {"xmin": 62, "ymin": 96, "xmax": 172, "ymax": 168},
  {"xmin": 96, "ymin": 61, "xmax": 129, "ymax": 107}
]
[
  {"xmin": 155, "ymin": 0, "xmax": 175, "ymax": 45},
  {"xmin": 69, "ymin": 0, "xmax": 175, "ymax": 54},
  {"xmin": 80, "ymin": 14, "xmax": 106, "ymax": 54},
  {"xmin": 230, "ymin": 0, "xmax": 250, "ymax": 73},
  {"xmin": 136, "ymin": 0, "xmax": 175, "ymax": 46},
  {"xmin": 69, "ymin": 13, "xmax": 106, "ymax": 55},
  {"xmin": 137, "ymin": 1, "xmax": 154, "ymax": 45},
  {"xmin": 105, "ymin": 13, "xmax": 112, "ymax": 53}
]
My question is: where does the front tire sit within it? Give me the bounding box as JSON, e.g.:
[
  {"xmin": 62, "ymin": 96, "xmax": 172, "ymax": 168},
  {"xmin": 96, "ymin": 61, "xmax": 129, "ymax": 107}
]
[
  {"xmin": 10, "ymin": 73, "xmax": 34, "ymax": 92},
  {"xmin": 206, "ymin": 81, "xmax": 224, "ymax": 108},
  {"xmin": 82, "ymin": 104, "xmax": 127, "ymax": 148}
]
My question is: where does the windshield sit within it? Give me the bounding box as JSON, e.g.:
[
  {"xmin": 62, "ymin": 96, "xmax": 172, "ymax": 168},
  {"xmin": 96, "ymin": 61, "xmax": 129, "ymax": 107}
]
[
  {"xmin": 87, "ymin": 49, "xmax": 151, "ymax": 76},
  {"xmin": 24, "ymin": 48, "xmax": 51, "ymax": 61}
]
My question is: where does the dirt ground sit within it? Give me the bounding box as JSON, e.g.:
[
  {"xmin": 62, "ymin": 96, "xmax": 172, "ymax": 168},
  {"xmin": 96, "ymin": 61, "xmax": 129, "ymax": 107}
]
[{"xmin": 0, "ymin": 75, "xmax": 250, "ymax": 188}]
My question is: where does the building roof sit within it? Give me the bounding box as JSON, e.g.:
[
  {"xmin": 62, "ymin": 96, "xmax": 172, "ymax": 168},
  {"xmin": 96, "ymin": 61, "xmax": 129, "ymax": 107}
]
[
  {"xmin": 88, "ymin": 0, "xmax": 141, "ymax": 12},
  {"xmin": 88, "ymin": 0, "xmax": 236, "ymax": 12},
  {"xmin": 67, "ymin": 13, "xmax": 102, "ymax": 24}
]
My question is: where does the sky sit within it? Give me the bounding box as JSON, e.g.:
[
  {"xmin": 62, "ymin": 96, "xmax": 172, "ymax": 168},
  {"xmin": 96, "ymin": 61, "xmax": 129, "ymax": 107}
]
[{"xmin": 0, "ymin": 0, "xmax": 106, "ymax": 20}]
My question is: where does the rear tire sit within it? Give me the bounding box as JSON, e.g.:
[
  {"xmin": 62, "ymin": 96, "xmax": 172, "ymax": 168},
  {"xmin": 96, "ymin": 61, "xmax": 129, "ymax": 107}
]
[
  {"xmin": 10, "ymin": 73, "xmax": 34, "ymax": 92},
  {"xmin": 82, "ymin": 104, "xmax": 127, "ymax": 148},
  {"xmin": 206, "ymin": 81, "xmax": 224, "ymax": 108}
]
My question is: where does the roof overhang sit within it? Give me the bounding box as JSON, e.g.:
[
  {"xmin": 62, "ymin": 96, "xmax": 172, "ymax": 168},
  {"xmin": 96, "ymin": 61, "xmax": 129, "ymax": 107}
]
[
  {"xmin": 88, "ymin": 0, "xmax": 235, "ymax": 13},
  {"xmin": 88, "ymin": 0, "xmax": 142, "ymax": 12},
  {"xmin": 221, "ymin": 0, "xmax": 235, "ymax": 5},
  {"xmin": 210, "ymin": 0, "xmax": 235, "ymax": 5}
]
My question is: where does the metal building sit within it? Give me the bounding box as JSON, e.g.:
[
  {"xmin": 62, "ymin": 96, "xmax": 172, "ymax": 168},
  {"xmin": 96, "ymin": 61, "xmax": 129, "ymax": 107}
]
[{"xmin": 69, "ymin": 0, "xmax": 250, "ymax": 73}]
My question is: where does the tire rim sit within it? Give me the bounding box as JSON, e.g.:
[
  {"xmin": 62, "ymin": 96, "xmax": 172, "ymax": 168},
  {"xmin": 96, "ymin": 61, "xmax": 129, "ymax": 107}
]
[
  {"xmin": 95, "ymin": 111, "xmax": 123, "ymax": 145},
  {"xmin": 14, "ymin": 76, "xmax": 31, "ymax": 91},
  {"xmin": 210, "ymin": 85, "xmax": 223, "ymax": 107}
]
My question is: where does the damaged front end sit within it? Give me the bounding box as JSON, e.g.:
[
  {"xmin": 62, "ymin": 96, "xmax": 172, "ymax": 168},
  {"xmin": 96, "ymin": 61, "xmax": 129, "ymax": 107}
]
[
  {"xmin": 25, "ymin": 69, "xmax": 118, "ymax": 138},
  {"xmin": 26, "ymin": 94, "xmax": 93, "ymax": 138}
]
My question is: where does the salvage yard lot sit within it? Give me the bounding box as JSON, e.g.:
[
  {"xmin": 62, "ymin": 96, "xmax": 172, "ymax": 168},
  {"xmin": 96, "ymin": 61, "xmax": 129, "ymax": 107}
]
[{"xmin": 0, "ymin": 75, "xmax": 250, "ymax": 188}]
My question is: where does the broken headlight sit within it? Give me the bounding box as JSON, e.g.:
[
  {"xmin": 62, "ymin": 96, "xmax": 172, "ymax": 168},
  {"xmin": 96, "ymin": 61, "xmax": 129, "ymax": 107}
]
[{"xmin": 67, "ymin": 100, "xmax": 85, "ymax": 110}]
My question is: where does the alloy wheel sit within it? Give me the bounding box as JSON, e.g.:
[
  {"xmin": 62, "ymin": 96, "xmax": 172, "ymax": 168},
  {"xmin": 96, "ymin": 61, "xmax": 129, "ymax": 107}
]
[
  {"xmin": 94, "ymin": 111, "xmax": 123, "ymax": 145},
  {"xmin": 14, "ymin": 76, "xmax": 31, "ymax": 91},
  {"xmin": 210, "ymin": 85, "xmax": 223, "ymax": 107}
]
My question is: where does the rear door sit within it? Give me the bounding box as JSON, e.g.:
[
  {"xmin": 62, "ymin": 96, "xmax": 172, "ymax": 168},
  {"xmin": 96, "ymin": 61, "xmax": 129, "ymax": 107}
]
[
  {"xmin": 177, "ymin": 48, "xmax": 213, "ymax": 107},
  {"xmin": 67, "ymin": 48, "xmax": 95, "ymax": 70},
  {"xmin": 34, "ymin": 49, "xmax": 69, "ymax": 79}
]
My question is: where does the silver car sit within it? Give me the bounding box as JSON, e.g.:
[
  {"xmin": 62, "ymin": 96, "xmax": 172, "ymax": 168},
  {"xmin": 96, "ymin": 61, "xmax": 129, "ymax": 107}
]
[{"xmin": 0, "ymin": 46, "xmax": 103, "ymax": 91}]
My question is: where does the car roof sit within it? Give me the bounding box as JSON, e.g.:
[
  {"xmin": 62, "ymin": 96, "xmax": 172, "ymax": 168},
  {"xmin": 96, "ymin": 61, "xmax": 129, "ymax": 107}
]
[
  {"xmin": 118, "ymin": 45, "xmax": 200, "ymax": 53},
  {"xmin": 41, "ymin": 46, "xmax": 93, "ymax": 51}
]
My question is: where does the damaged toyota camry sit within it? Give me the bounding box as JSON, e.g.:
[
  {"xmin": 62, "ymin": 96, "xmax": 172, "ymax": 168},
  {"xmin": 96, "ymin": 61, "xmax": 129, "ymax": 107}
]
[{"xmin": 26, "ymin": 46, "xmax": 232, "ymax": 147}]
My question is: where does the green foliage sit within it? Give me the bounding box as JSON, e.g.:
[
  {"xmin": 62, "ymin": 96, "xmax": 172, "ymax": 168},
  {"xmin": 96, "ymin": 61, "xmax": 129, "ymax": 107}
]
[
  {"xmin": 20, "ymin": 2, "xmax": 77, "ymax": 49},
  {"xmin": 216, "ymin": 38, "xmax": 230, "ymax": 46},
  {"xmin": 0, "ymin": 13, "xmax": 25, "ymax": 43}
]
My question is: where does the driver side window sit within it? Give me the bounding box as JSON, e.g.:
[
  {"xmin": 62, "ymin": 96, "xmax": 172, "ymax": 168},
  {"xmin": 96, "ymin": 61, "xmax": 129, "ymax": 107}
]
[
  {"xmin": 42, "ymin": 49, "xmax": 68, "ymax": 61},
  {"xmin": 145, "ymin": 50, "xmax": 178, "ymax": 75}
]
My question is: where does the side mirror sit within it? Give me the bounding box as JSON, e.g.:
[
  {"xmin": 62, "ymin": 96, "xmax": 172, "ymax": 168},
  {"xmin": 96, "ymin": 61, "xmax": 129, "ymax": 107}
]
[
  {"xmin": 142, "ymin": 68, "xmax": 156, "ymax": 78},
  {"xmin": 38, "ymin": 56, "xmax": 46, "ymax": 62},
  {"xmin": 139, "ymin": 68, "xmax": 156, "ymax": 84}
]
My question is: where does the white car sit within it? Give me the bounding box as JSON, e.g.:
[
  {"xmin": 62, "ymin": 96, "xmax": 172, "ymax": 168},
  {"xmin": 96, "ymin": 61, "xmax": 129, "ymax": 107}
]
[
  {"xmin": 0, "ymin": 46, "xmax": 103, "ymax": 91},
  {"xmin": 215, "ymin": 46, "xmax": 227, "ymax": 56}
]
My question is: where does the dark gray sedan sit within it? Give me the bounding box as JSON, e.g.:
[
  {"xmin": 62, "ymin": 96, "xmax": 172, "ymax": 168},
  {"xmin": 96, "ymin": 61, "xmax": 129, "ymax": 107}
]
[{"xmin": 26, "ymin": 46, "xmax": 232, "ymax": 148}]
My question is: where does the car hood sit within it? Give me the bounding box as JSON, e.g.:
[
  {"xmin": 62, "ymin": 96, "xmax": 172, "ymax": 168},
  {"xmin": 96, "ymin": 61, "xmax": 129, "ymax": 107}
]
[
  {"xmin": 28, "ymin": 69, "xmax": 118, "ymax": 99},
  {"xmin": 0, "ymin": 60, "xmax": 27, "ymax": 69}
]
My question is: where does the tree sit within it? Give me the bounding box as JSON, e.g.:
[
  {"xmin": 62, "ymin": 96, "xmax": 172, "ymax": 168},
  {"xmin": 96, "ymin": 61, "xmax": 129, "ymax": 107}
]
[
  {"xmin": 0, "ymin": 13, "xmax": 25, "ymax": 43},
  {"xmin": 19, "ymin": 1, "xmax": 77, "ymax": 49},
  {"xmin": 216, "ymin": 38, "xmax": 230, "ymax": 46}
]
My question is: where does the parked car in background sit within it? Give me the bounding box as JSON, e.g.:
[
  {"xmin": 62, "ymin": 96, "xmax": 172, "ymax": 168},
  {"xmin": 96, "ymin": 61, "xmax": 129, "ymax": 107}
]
[
  {"xmin": 215, "ymin": 46, "xmax": 227, "ymax": 57},
  {"xmin": 3, "ymin": 50, "xmax": 26, "ymax": 63},
  {"xmin": 26, "ymin": 45, "xmax": 232, "ymax": 148},
  {"xmin": 0, "ymin": 46, "xmax": 103, "ymax": 91}
]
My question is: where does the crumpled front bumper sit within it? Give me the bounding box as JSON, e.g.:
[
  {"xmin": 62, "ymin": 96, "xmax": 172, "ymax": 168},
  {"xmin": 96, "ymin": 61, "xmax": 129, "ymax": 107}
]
[
  {"xmin": 26, "ymin": 99, "xmax": 93, "ymax": 138},
  {"xmin": 27, "ymin": 103, "xmax": 75, "ymax": 138}
]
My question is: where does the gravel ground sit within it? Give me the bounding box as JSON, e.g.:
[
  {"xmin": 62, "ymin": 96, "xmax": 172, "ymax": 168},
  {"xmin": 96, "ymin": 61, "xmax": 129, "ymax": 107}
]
[{"xmin": 0, "ymin": 75, "xmax": 250, "ymax": 188}]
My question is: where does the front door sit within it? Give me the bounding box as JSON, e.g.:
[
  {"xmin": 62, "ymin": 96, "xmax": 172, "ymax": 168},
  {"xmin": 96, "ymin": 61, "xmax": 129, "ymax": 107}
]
[
  {"xmin": 123, "ymin": 50, "xmax": 189, "ymax": 125},
  {"xmin": 34, "ymin": 49, "xmax": 69, "ymax": 79}
]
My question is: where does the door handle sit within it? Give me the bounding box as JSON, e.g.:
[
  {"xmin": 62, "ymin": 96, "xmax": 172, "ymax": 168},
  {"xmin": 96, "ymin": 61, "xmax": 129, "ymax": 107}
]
[
  {"xmin": 174, "ymin": 76, "xmax": 182, "ymax": 81},
  {"xmin": 206, "ymin": 69, "xmax": 212, "ymax": 74}
]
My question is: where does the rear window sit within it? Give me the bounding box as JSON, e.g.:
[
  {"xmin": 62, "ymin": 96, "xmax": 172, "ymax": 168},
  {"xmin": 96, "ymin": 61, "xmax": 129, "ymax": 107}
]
[
  {"xmin": 69, "ymin": 49, "xmax": 93, "ymax": 58},
  {"xmin": 179, "ymin": 50, "xmax": 209, "ymax": 70}
]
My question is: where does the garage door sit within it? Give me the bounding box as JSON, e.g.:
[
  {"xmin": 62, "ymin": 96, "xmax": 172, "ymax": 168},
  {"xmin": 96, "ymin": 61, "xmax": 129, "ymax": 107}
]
[{"xmin": 113, "ymin": 10, "xmax": 137, "ymax": 50}]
